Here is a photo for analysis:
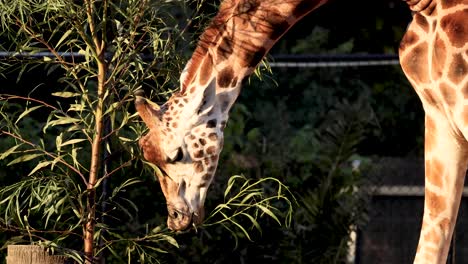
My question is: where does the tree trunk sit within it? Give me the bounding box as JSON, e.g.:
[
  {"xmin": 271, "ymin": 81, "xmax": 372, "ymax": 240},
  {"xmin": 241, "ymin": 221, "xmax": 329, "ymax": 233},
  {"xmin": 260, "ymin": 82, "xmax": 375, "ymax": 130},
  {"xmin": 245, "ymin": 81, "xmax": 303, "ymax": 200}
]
[{"xmin": 6, "ymin": 245, "xmax": 67, "ymax": 264}]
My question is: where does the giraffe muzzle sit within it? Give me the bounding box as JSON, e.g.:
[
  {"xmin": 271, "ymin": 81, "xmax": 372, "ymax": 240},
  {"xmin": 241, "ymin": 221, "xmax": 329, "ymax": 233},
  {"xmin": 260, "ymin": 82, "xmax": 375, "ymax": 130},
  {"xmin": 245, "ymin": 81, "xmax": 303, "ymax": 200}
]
[
  {"xmin": 166, "ymin": 204, "xmax": 206, "ymax": 231},
  {"xmin": 166, "ymin": 204, "xmax": 193, "ymax": 231}
]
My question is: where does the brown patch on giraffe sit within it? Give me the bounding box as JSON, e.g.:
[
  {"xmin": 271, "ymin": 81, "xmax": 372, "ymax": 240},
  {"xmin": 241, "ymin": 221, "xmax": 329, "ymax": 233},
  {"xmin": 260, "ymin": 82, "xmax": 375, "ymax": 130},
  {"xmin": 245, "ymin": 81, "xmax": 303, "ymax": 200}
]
[
  {"xmin": 199, "ymin": 57, "xmax": 213, "ymax": 86},
  {"xmin": 201, "ymin": 173, "xmax": 211, "ymax": 181},
  {"xmin": 180, "ymin": 21, "xmax": 224, "ymax": 93},
  {"xmin": 425, "ymin": 158, "xmax": 444, "ymax": 188},
  {"xmin": 207, "ymin": 166, "xmax": 215, "ymax": 172},
  {"xmin": 204, "ymin": 157, "xmax": 211, "ymax": 166},
  {"xmin": 425, "ymin": 189, "xmax": 446, "ymax": 215},
  {"xmin": 440, "ymin": 82, "xmax": 457, "ymax": 107},
  {"xmin": 422, "ymin": 89, "xmax": 439, "ymax": 107},
  {"xmin": 440, "ymin": 9, "xmax": 468, "ymax": 48},
  {"xmin": 206, "ymin": 146, "xmax": 216, "ymax": 155},
  {"xmin": 449, "ymin": 53, "xmax": 467, "ymax": 84},
  {"xmin": 194, "ymin": 150, "xmax": 204, "ymax": 159},
  {"xmin": 431, "ymin": 34, "xmax": 446, "ymax": 79},
  {"xmin": 239, "ymin": 43, "xmax": 267, "ymax": 68},
  {"xmin": 217, "ymin": 36, "xmax": 234, "ymax": 61},
  {"xmin": 220, "ymin": 121, "xmax": 227, "ymax": 131},
  {"xmin": 439, "ymin": 217, "xmax": 451, "ymax": 233},
  {"xmin": 211, "ymin": 155, "xmax": 218, "ymax": 162},
  {"xmin": 261, "ymin": 8, "xmax": 290, "ymax": 40},
  {"xmin": 199, "ymin": 138, "xmax": 207, "ymax": 146},
  {"xmin": 172, "ymin": 122, "xmax": 178, "ymax": 128},
  {"xmin": 442, "ymin": 0, "xmax": 466, "ymax": 9},
  {"xmin": 400, "ymin": 42, "xmax": 430, "ymax": 84},
  {"xmin": 193, "ymin": 143, "xmax": 199, "ymax": 149},
  {"xmin": 461, "ymin": 82, "xmax": 468, "ymax": 99},
  {"xmin": 208, "ymin": 133, "xmax": 218, "ymax": 141},
  {"xmin": 399, "ymin": 30, "xmax": 419, "ymax": 52},
  {"xmin": 139, "ymin": 132, "xmax": 166, "ymax": 169},
  {"xmin": 217, "ymin": 66, "xmax": 235, "ymax": 88},
  {"xmin": 207, "ymin": 119, "xmax": 217, "ymax": 128},
  {"xmin": 414, "ymin": 13, "xmax": 429, "ymax": 32},
  {"xmin": 198, "ymin": 173, "xmax": 212, "ymax": 187},
  {"xmin": 221, "ymin": 100, "xmax": 230, "ymax": 112},
  {"xmin": 425, "ymin": 115, "xmax": 438, "ymax": 152},
  {"xmin": 194, "ymin": 161, "xmax": 204, "ymax": 173}
]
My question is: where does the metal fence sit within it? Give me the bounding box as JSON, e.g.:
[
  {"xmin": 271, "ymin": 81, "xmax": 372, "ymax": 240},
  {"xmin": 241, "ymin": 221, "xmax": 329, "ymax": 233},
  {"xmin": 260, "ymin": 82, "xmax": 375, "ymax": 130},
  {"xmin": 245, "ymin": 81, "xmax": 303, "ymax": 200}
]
[{"xmin": 354, "ymin": 157, "xmax": 468, "ymax": 264}]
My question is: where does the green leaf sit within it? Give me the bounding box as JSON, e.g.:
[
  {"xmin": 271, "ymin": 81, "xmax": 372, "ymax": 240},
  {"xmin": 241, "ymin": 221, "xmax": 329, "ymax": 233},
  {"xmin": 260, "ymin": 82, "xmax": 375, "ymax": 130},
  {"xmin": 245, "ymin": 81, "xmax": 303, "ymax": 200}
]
[
  {"xmin": 158, "ymin": 234, "xmax": 179, "ymax": 248},
  {"xmin": 229, "ymin": 218, "xmax": 252, "ymax": 241},
  {"xmin": 15, "ymin": 105, "xmax": 43, "ymax": 124},
  {"xmin": 51, "ymin": 92, "xmax": 80, "ymax": 98},
  {"xmin": 151, "ymin": 225, "xmax": 163, "ymax": 234},
  {"xmin": 0, "ymin": 144, "xmax": 23, "ymax": 160},
  {"xmin": 143, "ymin": 161, "xmax": 164, "ymax": 179},
  {"xmin": 68, "ymin": 103, "xmax": 85, "ymax": 112},
  {"xmin": 241, "ymin": 212, "xmax": 261, "ymax": 232},
  {"xmin": 59, "ymin": 138, "xmax": 87, "ymax": 147},
  {"xmin": 8, "ymin": 153, "xmax": 43, "ymax": 166},
  {"xmin": 224, "ymin": 175, "xmax": 242, "ymax": 198},
  {"xmin": 256, "ymin": 204, "xmax": 281, "ymax": 225},
  {"xmin": 28, "ymin": 160, "xmax": 51, "ymax": 176},
  {"xmin": 56, "ymin": 29, "xmax": 73, "ymax": 47},
  {"xmin": 48, "ymin": 117, "xmax": 81, "ymax": 126},
  {"xmin": 240, "ymin": 191, "xmax": 261, "ymax": 205}
]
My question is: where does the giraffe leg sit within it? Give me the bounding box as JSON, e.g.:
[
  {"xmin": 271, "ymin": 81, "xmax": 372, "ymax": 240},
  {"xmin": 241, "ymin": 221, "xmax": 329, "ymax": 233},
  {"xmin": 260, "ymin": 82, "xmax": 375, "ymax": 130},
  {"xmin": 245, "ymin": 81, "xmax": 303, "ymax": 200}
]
[{"xmin": 414, "ymin": 114, "xmax": 468, "ymax": 264}]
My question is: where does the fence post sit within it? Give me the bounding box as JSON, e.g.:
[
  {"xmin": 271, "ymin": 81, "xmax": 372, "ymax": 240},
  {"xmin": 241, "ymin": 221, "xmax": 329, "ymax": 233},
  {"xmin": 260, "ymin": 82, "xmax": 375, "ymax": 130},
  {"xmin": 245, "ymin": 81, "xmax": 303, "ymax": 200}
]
[{"xmin": 6, "ymin": 245, "xmax": 67, "ymax": 264}]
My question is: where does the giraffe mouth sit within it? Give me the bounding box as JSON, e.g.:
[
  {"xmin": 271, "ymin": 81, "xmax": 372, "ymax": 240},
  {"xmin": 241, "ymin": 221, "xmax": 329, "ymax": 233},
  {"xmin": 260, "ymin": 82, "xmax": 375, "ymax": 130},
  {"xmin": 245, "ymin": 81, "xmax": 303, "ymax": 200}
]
[
  {"xmin": 166, "ymin": 202, "xmax": 205, "ymax": 231},
  {"xmin": 166, "ymin": 204, "xmax": 193, "ymax": 231},
  {"xmin": 156, "ymin": 169, "xmax": 206, "ymax": 231}
]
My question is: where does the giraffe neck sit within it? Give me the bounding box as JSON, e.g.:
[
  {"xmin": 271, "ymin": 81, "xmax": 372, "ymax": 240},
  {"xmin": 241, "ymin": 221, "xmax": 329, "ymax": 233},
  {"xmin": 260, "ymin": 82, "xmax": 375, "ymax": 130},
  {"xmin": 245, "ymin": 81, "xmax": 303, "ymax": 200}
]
[{"xmin": 179, "ymin": 0, "xmax": 328, "ymax": 121}]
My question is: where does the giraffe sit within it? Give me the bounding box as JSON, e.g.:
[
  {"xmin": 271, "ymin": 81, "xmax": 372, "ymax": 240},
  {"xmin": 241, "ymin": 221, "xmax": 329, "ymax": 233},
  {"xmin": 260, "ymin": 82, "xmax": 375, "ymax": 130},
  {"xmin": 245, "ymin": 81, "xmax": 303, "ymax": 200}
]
[{"xmin": 135, "ymin": 0, "xmax": 468, "ymax": 262}]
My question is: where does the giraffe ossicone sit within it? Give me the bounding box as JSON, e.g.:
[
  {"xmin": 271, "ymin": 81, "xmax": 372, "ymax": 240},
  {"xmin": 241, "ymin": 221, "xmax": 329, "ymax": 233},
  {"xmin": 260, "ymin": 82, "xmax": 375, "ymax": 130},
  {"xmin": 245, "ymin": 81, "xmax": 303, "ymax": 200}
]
[{"xmin": 137, "ymin": 0, "xmax": 468, "ymax": 263}]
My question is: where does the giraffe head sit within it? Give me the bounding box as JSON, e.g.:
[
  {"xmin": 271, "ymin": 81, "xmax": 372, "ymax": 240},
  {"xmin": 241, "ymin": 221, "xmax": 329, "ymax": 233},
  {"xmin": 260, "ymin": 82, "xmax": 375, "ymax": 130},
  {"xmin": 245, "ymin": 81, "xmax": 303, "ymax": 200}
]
[{"xmin": 135, "ymin": 78, "xmax": 225, "ymax": 231}]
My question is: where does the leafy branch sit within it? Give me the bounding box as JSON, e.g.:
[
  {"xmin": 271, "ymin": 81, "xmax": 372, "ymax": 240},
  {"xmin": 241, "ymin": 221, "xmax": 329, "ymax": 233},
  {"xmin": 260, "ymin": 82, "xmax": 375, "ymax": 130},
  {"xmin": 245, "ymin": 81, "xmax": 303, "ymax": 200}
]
[{"xmin": 203, "ymin": 175, "xmax": 296, "ymax": 247}]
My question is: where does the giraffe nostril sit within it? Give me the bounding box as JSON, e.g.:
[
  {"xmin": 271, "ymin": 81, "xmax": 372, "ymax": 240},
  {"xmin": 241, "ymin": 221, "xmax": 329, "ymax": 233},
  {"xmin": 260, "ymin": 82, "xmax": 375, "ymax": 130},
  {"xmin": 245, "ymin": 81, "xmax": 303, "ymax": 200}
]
[{"xmin": 172, "ymin": 211, "xmax": 179, "ymax": 219}]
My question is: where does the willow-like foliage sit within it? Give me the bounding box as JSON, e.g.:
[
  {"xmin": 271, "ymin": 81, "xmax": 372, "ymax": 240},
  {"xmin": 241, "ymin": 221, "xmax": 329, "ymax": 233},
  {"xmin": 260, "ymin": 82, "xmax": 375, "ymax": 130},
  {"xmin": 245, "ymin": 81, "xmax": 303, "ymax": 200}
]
[{"xmin": 0, "ymin": 0, "xmax": 293, "ymax": 263}]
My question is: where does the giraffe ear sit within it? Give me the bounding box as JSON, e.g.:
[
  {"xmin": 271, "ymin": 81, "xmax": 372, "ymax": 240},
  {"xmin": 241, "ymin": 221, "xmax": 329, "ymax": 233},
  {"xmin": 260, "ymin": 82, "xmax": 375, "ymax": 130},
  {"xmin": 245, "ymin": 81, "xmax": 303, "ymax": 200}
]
[{"xmin": 135, "ymin": 91, "xmax": 162, "ymax": 131}]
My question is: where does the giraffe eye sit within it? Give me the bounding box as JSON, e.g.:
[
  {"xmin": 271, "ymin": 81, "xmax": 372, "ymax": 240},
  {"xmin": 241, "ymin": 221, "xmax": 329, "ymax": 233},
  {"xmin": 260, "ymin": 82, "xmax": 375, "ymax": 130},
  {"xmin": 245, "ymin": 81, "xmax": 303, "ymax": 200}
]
[{"xmin": 167, "ymin": 147, "xmax": 184, "ymax": 163}]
